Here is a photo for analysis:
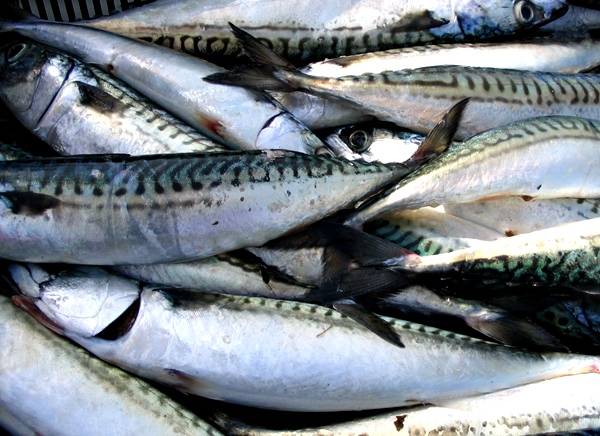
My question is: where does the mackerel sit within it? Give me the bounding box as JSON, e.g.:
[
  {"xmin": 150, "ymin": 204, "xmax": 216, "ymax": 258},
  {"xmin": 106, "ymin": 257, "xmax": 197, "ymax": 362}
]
[
  {"xmin": 10, "ymin": 263, "xmax": 600, "ymax": 412},
  {"xmin": 344, "ymin": 116, "xmax": 600, "ymax": 227},
  {"xmin": 0, "ymin": 39, "xmax": 228, "ymax": 156},
  {"xmin": 0, "ymin": 291, "xmax": 223, "ymax": 436},
  {"xmin": 0, "ymin": 150, "xmax": 410, "ymax": 264},
  {"xmin": 445, "ymin": 197, "xmax": 600, "ymax": 236},
  {"xmin": 206, "ymin": 25, "xmax": 600, "ymax": 139},
  {"xmin": 73, "ymin": 0, "xmax": 567, "ymax": 67},
  {"xmin": 390, "ymin": 217, "xmax": 600, "ymax": 291},
  {"xmin": 363, "ymin": 207, "xmax": 504, "ymax": 255},
  {"xmin": 0, "ymin": 15, "xmax": 323, "ymax": 153}
]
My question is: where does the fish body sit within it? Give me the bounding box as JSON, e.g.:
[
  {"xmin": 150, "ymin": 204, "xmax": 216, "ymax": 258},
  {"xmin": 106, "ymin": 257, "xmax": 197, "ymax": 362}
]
[
  {"xmin": 445, "ymin": 197, "xmax": 600, "ymax": 236},
  {"xmin": 345, "ymin": 116, "xmax": 600, "ymax": 227},
  {"xmin": 0, "ymin": 291, "xmax": 223, "ymax": 436},
  {"xmin": 0, "ymin": 151, "xmax": 409, "ymax": 264},
  {"xmin": 75, "ymin": 0, "xmax": 567, "ymax": 66},
  {"xmin": 0, "ymin": 40, "xmax": 228, "ymax": 156},
  {"xmin": 0, "ymin": 18, "xmax": 322, "ymax": 153},
  {"xmin": 303, "ymin": 36, "xmax": 600, "ymax": 78},
  {"xmin": 11, "ymin": 263, "xmax": 600, "ymax": 413}
]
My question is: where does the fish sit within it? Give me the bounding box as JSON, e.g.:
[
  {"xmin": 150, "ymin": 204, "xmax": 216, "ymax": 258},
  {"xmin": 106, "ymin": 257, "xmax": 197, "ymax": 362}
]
[
  {"xmin": 216, "ymin": 374, "xmax": 600, "ymax": 435},
  {"xmin": 0, "ymin": 39, "xmax": 229, "ymax": 156},
  {"xmin": 537, "ymin": 4, "xmax": 600, "ymax": 34},
  {"xmin": 10, "ymin": 262, "xmax": 600, "ymax": 413},
  {"xmin": 205, "ymin": 24, "xmax": 600, "ymax": 139},
  {"xmin": 0, "ymin": 289, "xmax": 224, "ymax": 435},
  {"xmin": 344, "ymin": 115, "xmax": 600, "ymax": 228},
  {"xmin": 0, "ymin": 10, "xmax": 323, "ymax": 153},
  {"xmin": 363, "ymin": 206, "xmax": 505, "ymax": 255},
  {"xmin": 388, "ymin": 217, "xmax": 600, "ymax": 292},
  {"xmin": 70, "ymin": 0, "xmax": 568, "ymax": 67},
  {"xmin": 444, "ymin": 197, "xmax": 600, "ymax": 236},
  {"xmin": 302, "ymin": 36, "xmax": 600, "ymax": 78},
  {"xmin": 0, "ymin": 150, "xmax": 412, "ymax": 264}
]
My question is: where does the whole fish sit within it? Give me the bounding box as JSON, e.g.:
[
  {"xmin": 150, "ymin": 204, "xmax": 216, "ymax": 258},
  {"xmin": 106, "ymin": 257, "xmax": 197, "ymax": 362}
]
[
  {"xmin": 0, "ymin": 150, "xmax": 412, "ymax": 264},
  {"xmin": 0, "ymin": 12, "xmax": 323, "ymax": 153},
  {"xmin": 302, "ymin": 36, "xmax": 600, "ymax": 78},
  {"xmin": 344, "ymin": 116, "xmax": 600, "ymax": 228},
  {"xmin": 71, "ymin": 0, "xmax": 567, "ymax": 67},
  {"xmin": 10, "ymin": 262, "xmax": 600, "ymax": 413},
  {"xmin": 0, "ymin": 39, "xmax": 228, "ymax": 156},
  {"xmin": 363, "ymin": 207, "xmax": 504, "ymax": 255},
  {"xmin": 389, "ymin": 217, "xmax": 600, "ymax": 292},
  {"xmin": 0, "ymin": 291, "xmax": 223, "ymax": 435},
  {"xmin": 206, "ymin": 25, "xmax": 600, "ymax": 139},
  {"xmin": 218, "ymin": 374, "xmax": 600, "ymax": 436},
  {"xmin": 445, "ymin": 197, "xmax": 600, "ymax": 236}
]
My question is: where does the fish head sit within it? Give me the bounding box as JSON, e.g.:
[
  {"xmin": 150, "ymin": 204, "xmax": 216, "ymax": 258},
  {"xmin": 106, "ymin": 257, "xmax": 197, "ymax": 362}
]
[
  {"xmin": 255, "ymin": 111, "xmax": 324, "ymax": 154},
  {"xmin": 8, "ymin": 263, "xmax": 141, "ymax": 338},
  {"xmin": 0, "ymin": 40, "xmax": 73, "ymax": 130},
  {"xmin": 453, "ymin": 0, "xmax": 569, "ymax": 38}
]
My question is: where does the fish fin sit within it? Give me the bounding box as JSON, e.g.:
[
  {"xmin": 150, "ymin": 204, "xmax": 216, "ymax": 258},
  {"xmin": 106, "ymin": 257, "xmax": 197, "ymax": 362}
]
[
  {"xmin": 332, "ymin": 299, "xmax": 404, "ymax": 347},
  {"xmin": 0, "ymin": 4, "xmax": 39, "ymax": 22},
  {"xmin": 203, "ymin": 65, "xmax": 297, "ymax": 92},
  {"xmin": 94, "ymin": 297, "xmax": 141, "ymax": 340},
  {"xmin": 0, "ymin": 191, "xmax": 61, "ymax": 216},
  {"xmin": 307, "ymin": 268, "xmax": 413, "ymax": 302},
  {"xmin": 74, "ymin": 81, "xmax": 130, "ymax": 113},
  {"xmin": 467, "ymin": 315, "xmax": 569, "ymax": 352},
  {"xmin": 11, "ymin": 295, "xmax": 66, "ymax": 336},
  {"xmin": 228, "ymin": 22, "xmax": 295, "ymax": 69},
  {"xmin": 410, "ymin": 98, "xmax": 469, "ymax": 162},
  {"xmin": 386, "ymin": 10, "xmax": 449, "ymax": 31}
]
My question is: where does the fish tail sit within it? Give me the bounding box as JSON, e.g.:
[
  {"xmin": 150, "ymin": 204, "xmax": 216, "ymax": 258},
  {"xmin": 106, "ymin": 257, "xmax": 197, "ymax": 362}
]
[{"xmin": 203, "ymin": 22, "xmax": 302, "ymax": 92}]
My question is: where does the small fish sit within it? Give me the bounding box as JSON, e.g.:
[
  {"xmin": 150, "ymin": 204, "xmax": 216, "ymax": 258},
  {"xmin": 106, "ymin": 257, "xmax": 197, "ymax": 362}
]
[
  {"xmin": 205, "ymin": 24, "xmax": 600, "ymax": 139},
  {"xmin": 71, "ymin": 0, "xmax": 567, "ymax": 67},
  {"xmin": 0, "ymin": 150, "xmax": 412, "ymax": 264},
  {"xmin": 0, "ymin": 39, "xmax": 229, "ymax": 156},
  {"xmin": 0, "ymin": 10, "xmax": 323, "ymax": 153},
  {"xmin": 0, "ymin": 289, "xmax": 224, "ymax": 435},
  {"xmin": 445, "ymin": 197, "xmax": 600, "ymax": 236},
  {"xmin": 11, "ymin": 262, "xmax": 600, "ymax": 413},
  {"xmin": 344, "ymin": 116, "xmax": 600, "ymax": 228}
]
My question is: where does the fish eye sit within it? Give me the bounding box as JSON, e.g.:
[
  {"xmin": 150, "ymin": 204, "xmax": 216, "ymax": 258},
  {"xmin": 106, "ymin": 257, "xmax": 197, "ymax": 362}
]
[
  {"xmin": 5, "ymin": 42, "xmax": 28, "ymax": 63},
  {"xmin": 513, "ymin": 0, "xmax": 543, "ymax": 26},
  {"xmin": 347, "ymin": 130, "xmax": 372, "ymax": 152}
]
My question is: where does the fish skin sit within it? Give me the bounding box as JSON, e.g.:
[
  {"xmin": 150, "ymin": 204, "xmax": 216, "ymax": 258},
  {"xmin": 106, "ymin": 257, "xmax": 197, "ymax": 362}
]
[
  {"xmin": 0, "ymin": 16, "xmax": 323, "ymax": 154},
  {"xmin": 0, "ymin": 39, "xmax": 229, "ymax": 156},
  {"xmin": 10, "ymin": 264, "xmax": 600, "ymax": 413},
  {"xmin": 206, "ymin": 26, "xmax": 600, "ymax": 140},
  {"xmin": 71, "ymin": 0, "xmax": 567, "ymax": 67},
  {"xmin": 445, "ymin": 197, "xmax": 600, "ymax": 236},
  {"xmin": 0, "ymin": 291, "xmax": 224, "ymax": 436},
  {"xmin": 0, "ymin": 150, "xmax": 410, "ymax": 264},
  {"xmin": 344, "ymin": 116, "xmax": 600, "ymax": 228},
  {"xmin": 392, "ymin": 217, "xmax": 600, "ymax": 291}
]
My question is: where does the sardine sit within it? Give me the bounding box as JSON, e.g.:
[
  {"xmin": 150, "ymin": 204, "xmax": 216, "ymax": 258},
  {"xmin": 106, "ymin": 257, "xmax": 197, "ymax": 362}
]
[
  {"xmin": 0, "ymin": 150, "xmax": 411, "ymax": 264},
  {"xmin": 0, "ymin": 12, "xmax": 323, "ymax": 153},
  {"xmin": 445, "ymin": 197, "xmax": 600, "ymax": 236},
  {"xmin": 206, "ymin": 25, "xmax": 600, "ymax": 139},
  {"xmin": 73, "ymin": 0, "xmax": 567, "ymax": 67},
  {"xmin": 10, "ymin": 262, "xmax": 600, "ymax": 412},
  {"xmin": 344, "ymin": 116, "xmax": 600, "ymax": 228},
  {"xmin": 363, "ymin": 207, "xmax": 504, "ymax": 255},
  {"xmin": 0, "ymin": 39, "xmax": 229, "ymax": 155},
  {"xmin": 218, "ymin": 374, "xmax": 600, "ymax": 435},
  {"xmin": 0, "ymin": 290, "xmax": 223, "ymax": 435}
]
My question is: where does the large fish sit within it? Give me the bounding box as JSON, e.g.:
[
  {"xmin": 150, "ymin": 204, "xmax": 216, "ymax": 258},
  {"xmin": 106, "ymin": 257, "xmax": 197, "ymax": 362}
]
[
  {"xmin": 10, "ymin": 262, "xmax": 600, "ymax": 413},
  {"xmin": 0, "ymin": 11, "xmax": 323, "ymax": 153},
  {"xmin": 206, "ymin": 25, "xmax": 600, "ymax": 139},
  {"xmin": 0, "ymin": 39, "xmax": 228, "ymax": 156},
  {"xmin": 69, "ymin": 0, "xmax": 568, "ymax": 67},
  {"xmin": 0, "ymin": 291, "xmax": 223, "ymax": 435},
  {"xmin": 344, "ymin": 115, "xmax": 600, "ymax": 228},
  {"xmin": 0, "ymin": 150, "xmax": 412, "ymax": 264}
]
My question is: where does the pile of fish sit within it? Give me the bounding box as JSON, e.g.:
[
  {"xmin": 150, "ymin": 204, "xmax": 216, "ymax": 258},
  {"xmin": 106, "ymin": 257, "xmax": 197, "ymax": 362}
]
[{"xmin": 2, "ymin": 0, "xmax": 600, "ymax": 434}]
